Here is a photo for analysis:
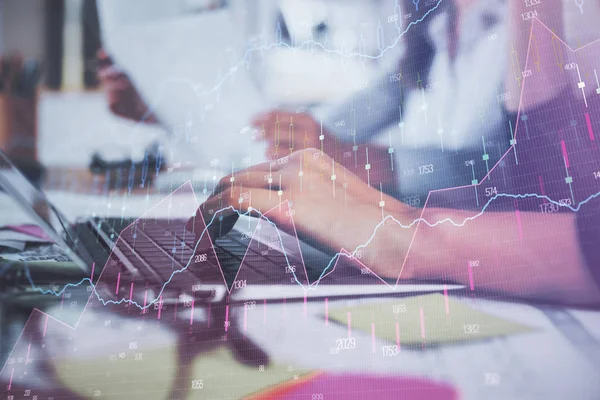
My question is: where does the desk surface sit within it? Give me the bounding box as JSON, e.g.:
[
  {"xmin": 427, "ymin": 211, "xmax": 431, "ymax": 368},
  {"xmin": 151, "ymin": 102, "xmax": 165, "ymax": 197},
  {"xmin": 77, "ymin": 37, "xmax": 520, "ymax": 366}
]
[
  {"xmin": 1, "ymin": 294, "xmax": 599, "ymax": 399},
  {"xmin": 1, "ymin": 186, "xmax": 599, "ymax": 399}
]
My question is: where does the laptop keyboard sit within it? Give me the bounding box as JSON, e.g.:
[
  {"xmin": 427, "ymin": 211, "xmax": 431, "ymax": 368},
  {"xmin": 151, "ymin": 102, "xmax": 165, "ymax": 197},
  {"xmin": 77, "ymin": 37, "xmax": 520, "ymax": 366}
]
[{"xmin": 84, "ymin": 217, "xmax": 296, "ymax": 288}]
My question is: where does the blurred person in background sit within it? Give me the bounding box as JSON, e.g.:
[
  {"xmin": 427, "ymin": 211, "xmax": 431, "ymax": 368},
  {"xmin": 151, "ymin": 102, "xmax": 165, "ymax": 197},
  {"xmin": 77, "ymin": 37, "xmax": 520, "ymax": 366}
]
[
  {"xmin": 195, "ymin": 0, "xmax": 600, "ymax": 306},
  {"xmin": 254, "ymin": 0, "xmax": 587, "ymax": 201}
]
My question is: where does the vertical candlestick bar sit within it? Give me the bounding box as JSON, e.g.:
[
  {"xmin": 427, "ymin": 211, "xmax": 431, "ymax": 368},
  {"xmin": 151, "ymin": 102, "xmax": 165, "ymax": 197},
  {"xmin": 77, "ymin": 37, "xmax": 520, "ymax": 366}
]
[
  {"xmin": 90, "ymin": 262, "xmax": 95, "ymax": 283},
  {"xmin": 347, "ymin": 311, "xmax": 352, "ymax": 338},
  {"xmin": 60, "ymin": 291, "xmax": 65, "ymax": 310},
  {"xmin": 263, "ymin": 299, "xmax": 266, "ymax": 325},
  {"xmin": 419, "ymin": 308, "xmax": 426, "ymax": 339},
  {"xmin": 225, "ymin": 305, "xmax": 230, "ymax": 332},
  {"xmin": 115, "ymin": 273, "xmax": 121, "ymax": 295},
  {"xmin": 43, "ymin": 315, "xmax": 48, "ymax": 338},
  {"xmin": 515, "ymin": 209, "xmax": 523, "ymax": 240},
  {"xmin": 395, "ymin": 322, "xmax": 401, "ymax": 350},
  {"xmin": 325, "ymin": 298, "xmax": 329, "ymax": 326},
  {"xmin": 538, "ymin": 175, "xmax": 547, "ymax": 203},
  {"xmin": 157, "ymin": 296, "xmax": 163, "ymax": 320},
  {"xmin": 585, "ymin": 113, "xmax": 595, "ymax": 141},
  {"xmin": 190, "ymin": 299, "xmax": 195, "ymax": 326},
  {"xmin": 208, "ymin": 303, "xmax": 212, "ymax": 328},
  {"xmin": 243, "ymin": 304, "xmax": 248, "ymax": 332},
  {"xmin": 560, "ymin": 140, "xmax": 570, "ymax": 168},
  {"xmin": 468, "ymin": 262, "xmax": 475, "ymax": 291},
  {"xmin": 142, "ymin": 290, "xmax": 148, "ymax": 310},
  {"xmin": 26, "ymin": 342, "xmax": 31, "ymax": 364},
  {"xmin": 444, "ymin": 284, "xmax": 450, "ymax": 314},
  {"xmin": 129, "ymin": 282, "xmax": 134, "ymax": 302}
]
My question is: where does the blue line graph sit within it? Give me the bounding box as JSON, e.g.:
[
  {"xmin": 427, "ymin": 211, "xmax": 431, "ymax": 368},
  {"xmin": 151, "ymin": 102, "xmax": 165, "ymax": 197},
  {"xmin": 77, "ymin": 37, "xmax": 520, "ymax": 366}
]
[
  {"xmin": 22, "ymin": 189, "xmax": 600, "ymax": 312},
  {"xmin": 132, "ymin": 0, "xmax": 445, "ymax": 127}
]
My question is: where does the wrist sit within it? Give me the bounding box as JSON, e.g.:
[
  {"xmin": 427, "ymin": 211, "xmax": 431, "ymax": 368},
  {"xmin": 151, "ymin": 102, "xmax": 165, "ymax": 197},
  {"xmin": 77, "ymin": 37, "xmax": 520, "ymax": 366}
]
[{"xmin": 397, "ymin": 207, "xmax": 466, "ymax": 283}]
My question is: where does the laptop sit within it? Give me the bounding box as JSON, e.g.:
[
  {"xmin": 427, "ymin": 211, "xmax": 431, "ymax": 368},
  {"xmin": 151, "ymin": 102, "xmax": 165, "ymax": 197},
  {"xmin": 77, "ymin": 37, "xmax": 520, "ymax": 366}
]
[{"xmin": 0, "ymin": 151, "xmax": 461, "ymax": 304}]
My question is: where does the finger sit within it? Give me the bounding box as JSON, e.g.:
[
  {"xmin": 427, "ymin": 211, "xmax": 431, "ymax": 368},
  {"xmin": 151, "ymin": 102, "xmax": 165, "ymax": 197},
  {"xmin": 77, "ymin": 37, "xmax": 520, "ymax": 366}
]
[
  {"xmin": 212, "ymin": 159, "xmax": 292, "ymax": 195},
  {"xmin": 197, "ymin": 197, "xmax": 240, "ymax": 239},
  {"xmin": 206, "ymin": 187, "xmax": 292, "ymax": 227},
  {"xmin": 293, "ymin": 148, "xmax": 369, "ymax": 191},
  {"xmin": 213, "ymin": 150, "xmax": 337, "ymax": 198},
  {"xmin": 212, "ymin": 171, "xmax": 274, "ymax": 198},
  {"xmin": 219, "ymin": 153, "xmax": 310, "ymax": 194}
]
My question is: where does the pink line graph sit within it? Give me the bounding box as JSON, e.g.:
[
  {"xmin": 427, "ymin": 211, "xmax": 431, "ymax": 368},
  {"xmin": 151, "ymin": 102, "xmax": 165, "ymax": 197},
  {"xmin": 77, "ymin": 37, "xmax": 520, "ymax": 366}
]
[
  {"xmin": 5, "ymin": 21, "xmax": 600, "ymax": 386},
  {"xmin": 323, "ymin": 248, "xmax": 394, "ymax": 289},
  {"xmin": 397, "ymin": 17, "xmax": 599, "ymax": 283},
  {"xmin": 11, "ymin": 19, "xmax": 600, "ymax": 336},
  {"xmin": 6, "ymin": 26, "xmax": 600, "ymax": 376}
]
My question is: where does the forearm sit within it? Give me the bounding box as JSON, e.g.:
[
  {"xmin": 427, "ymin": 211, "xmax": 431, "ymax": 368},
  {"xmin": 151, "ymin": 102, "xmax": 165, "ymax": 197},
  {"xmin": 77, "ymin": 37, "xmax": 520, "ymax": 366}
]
[{"xmin": 402, "ymin": 208, "xmax": 600, "ymax": 305}]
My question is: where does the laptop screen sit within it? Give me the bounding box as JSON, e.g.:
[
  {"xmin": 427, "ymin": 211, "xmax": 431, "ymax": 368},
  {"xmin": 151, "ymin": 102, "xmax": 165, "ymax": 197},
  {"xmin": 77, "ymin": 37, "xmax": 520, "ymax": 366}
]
[{"xmin": 0, "ymin": 151, "xmax": 87, "ymax": 269}]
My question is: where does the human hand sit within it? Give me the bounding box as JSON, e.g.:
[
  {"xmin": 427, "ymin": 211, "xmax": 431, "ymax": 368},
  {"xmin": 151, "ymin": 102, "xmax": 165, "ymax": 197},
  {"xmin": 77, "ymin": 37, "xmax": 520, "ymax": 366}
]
[
  {"xmin": 198, "ymin": 149, "xmax": 421, "ymax": 280},
  {"xmin": 96, "ymin": 49, "xmax": 158, "ymax": 123},
  {"xmin": 252, "ymin": 111, "xmax": 329, "ymax": 159}
]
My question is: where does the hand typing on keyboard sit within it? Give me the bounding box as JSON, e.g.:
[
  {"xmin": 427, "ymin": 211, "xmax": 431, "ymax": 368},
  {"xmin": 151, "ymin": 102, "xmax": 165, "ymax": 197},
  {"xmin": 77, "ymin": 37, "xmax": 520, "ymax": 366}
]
[
  {"xmin": 198, "ymin": 149, "xmax": 421, "ymax": 281},
  {"xmin": 199, "ymin": 148, "xmax": 600, "ymax": 306}
]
